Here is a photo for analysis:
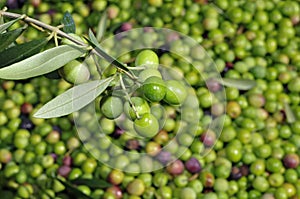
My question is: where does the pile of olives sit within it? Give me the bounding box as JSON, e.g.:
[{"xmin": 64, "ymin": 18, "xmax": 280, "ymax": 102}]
[{"xmin": 1, "ymin": 0, "xmax": 300, "ymax": 199}]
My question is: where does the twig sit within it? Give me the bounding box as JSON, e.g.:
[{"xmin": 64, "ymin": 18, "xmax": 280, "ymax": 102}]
[
  {"xmin": 0, "ymin": 9, "xmax": 138, "ymax": 80},
  {"xmin": 119, "ymin": 75, "xmax": 140, "ymax": 119},
  {"xmin": 0, "ymin": 10, "xmax": 87, "ymax": 46}
]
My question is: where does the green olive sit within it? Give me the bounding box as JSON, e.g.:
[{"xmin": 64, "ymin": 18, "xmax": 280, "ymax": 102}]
[
  {"xmin": 138, "ymin": 68, "xmax": 162, "ymax": 83},
  {"xmin": 59, "ymin": 60, "xmax": 90, "ymax": 84},
  {"xmin": 142, "ymin": 76, "xmax": 166, "ymax": 102},
  {"xmin": 124, "ymin": 97, "xmax": 150, "ymax": 120},
  {"xmin": 100, "ymin": 96, "xmax": 124, "ymax": 119},
  {"xmin": 126, "ymin": 179, "xmax": 145, "ymax": 196},
  {"xmin": 134, "ymin": 113, "xmax": 159, "ymax": 138},
  {"xmin": 135, "ymin": 50, "xmax": 159, "ymax": 69},
  {"xmin": 164, "ymin": 80, "xmax": 187, "ymax": 105}
]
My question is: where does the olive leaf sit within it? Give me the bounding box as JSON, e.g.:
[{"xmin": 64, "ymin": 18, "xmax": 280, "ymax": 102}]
[
  {"xmin": 96, "ymin": 11, "xmax": 107, "ymax": 41},
  {"xmin": 88, "ymin": 29, "xmax": 129, "ymax": 72},
  {"xmin": 0, "ymin": 16, "xmax": 22, "ymax": 33},
  {"xmin": 33, "ymin": 77, "xmax": 114, "ymax": 118},
  {"xmin": 61, "ymin": 11, "xmax": 76, "ymax": 33},
  {"xmin": 0, "ymin": 45, "xmax": 87, "ymax": 79},
  {"xmin": 0, "ymin": 38, "xmax": 48, "ymax": 68},
  {"xmin": 0, "ymin": 26, "xmax": 25, "ymax": 51},
  {"xmin": 284, "ymin": 102, "xmax": 296, "ymax": 123},
  {"xmin": 71, "ymin": 178, "xmax": 111, "ymax": 189},
  {"xmin": 0, "ymin": 15, "xmax": 3, "ymax": 25},
  {"xmin": 56, "ymin": 178, "xmax": 93, "ymax": 199},
  {"xmin": 215, "ymin": 78, "xmax": 256, "ymax": 90}
]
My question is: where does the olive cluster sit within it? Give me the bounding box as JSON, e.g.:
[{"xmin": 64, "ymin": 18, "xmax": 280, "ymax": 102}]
[{"xmin": 99, "ymin": 50, "xmax": 188, "ymax": 139}]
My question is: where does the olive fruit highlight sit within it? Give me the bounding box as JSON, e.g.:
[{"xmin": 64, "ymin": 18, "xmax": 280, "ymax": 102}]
[
  {"xmin": 135, "ymin": 49, "xmax": 159, "ymax": 69},
  {"xmin": 134, "ymin": 113, "xmax": 159, "ymax": 138},
  {"xmin": 124, "ymin": 97, "xmax": 150, "ymax": 120},
  {"xmin": 142, "ymin": 76, "xmax": 166, "ymax": 102}
]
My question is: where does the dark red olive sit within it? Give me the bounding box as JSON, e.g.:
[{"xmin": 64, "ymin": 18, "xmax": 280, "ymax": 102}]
[
  {"xmin": 200, "ymin": 130, "xmax": 216, "ymax": 147},
  {"xmin": 283, "ymin": 154, "xmax": 300, "ymax": 169},
  {"xmin": 166, "ymin": 159, "xmax": 184, "ymax": 175},
  {"xmin": 185, "ymin": 157, "xmax": 202, "ymax": 174},
  {"xmin": 63, "ymin": 156, "xmax": 72, "ymax": 166}
]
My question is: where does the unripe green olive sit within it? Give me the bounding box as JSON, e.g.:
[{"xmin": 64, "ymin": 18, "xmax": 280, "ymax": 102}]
[
  {"xmin": 100, "ymin": 96, "xmax": 124, "ymax": 119},
  {"xmin": 59, "ymin": 60, "xmax": 90, "ymax": 84},
  {"xmin": 17, "ymin": 184, "xmax": 31, "ymax": 198},
  {"xmin": 138, "ymin": 68, "xmax": 162, "ymax": 83},
  {"xmin": 107, "ymin": 169, "xmax": 124, "ymax": 185},
  {"xmin": 142, "ymin": 76, "xmax": 166, "ymax": 102},
  {"xmin": 148, "ymin": 0, "xmax": 162, "ymax": 7},
  {"xmin": 134, "ymin": 113, "xmax": 159, "ymax": 138},
  {"xmin": 0, "ymin": 149, "xmax": 12, "ymax": 163},
  {"xmin": 164, "ymin": 80, "xmax": 187, "ymax": 105},
  {"xmin": 135, "ymin": 50, "xmax": 159, "ymax": 69},
  {"xmin": 126, "ymin": 179, "xmax": 145, "ymax": 196},
  {"xmin": 124, "ymin": 97, "xmax": 150, "ymax": 120}
]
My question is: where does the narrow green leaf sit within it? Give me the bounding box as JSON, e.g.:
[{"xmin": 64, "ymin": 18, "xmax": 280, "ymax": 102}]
[
  {"xmin": 33, "ymin": 77, "xmax": 113, "ymax": 118},
  {"xmin": 0, "ymin": 15, "xmax": 3, "ymax": 25},
  {"xmin": 0, "ymin": 27, "xmax": 25, "ymax": 51},
  {"xmin": 0, "ymin": 38, "xmax": 47, "ymax": 68},
  {"xmin": 284, "ymin": 102, "xmax": 296, "ymax": 123},
  {"xmin": 108, "ymin": 22, "xmax": 123, "ymax": 33},
  {"xmin": 0, "ymin": 17, "xmax": 22, "ymax": 33},
  {"xmin": 215, "ymin": 78, "xmax": 256, "ymax": 90},
  {"xmin": 89, "ymin": 29, "xmax": 103, "ymax": 48},
  {"xmin": 88, "ymin": 29, "xmax": 129, "ymax": 72},
  {"xmin": 0, "ymin": 44, "xmax": 87, "ymax": 79},
  {"xmin": 96, "ymin": 12, "xmax": 107, "ymax": 41},
  {"xmin": 71, "ymin": 178, "xmax": 111, "ymax": 189},
  {"xmin": 56, "ymin": 178, "xmax": 93, "ymax": 199},
  {"xmin": 62, "ymin": 12, "xmax": 75, "ymax": 33}
]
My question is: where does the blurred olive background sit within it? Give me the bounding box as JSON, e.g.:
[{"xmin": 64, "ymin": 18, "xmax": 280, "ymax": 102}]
[{"xmin": 1, "ymin": 0, "xmax": 300, "ymax": 199}]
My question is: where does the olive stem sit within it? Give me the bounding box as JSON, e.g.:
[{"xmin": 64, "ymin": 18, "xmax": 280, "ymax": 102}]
[
  {"xmin": 119, "ymin": 75, "xmax": 140, "ymax": 119},
  {"xmin": 126, "ymin": 66, "xmax": 146, "ymax": 70},
  {"xmin": 0, "ymin": 9, "xmax": 139, "ymax": 81},
  {"xmin": 90, "ymin": 53, "xmax": 103, "ymax": 77},
  {"xmin": 0, "ymin": 10, "xmax": 87, "ymax": 46}
]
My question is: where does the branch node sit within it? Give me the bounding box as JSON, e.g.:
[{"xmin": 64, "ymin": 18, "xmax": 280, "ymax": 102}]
[
  {"xmin": 20, "ymin": 14, "xmax": 27, "ymax": 19},
  {"xmin": 1, "ymin": 7, "xmax": 8, "ymax": 13}
]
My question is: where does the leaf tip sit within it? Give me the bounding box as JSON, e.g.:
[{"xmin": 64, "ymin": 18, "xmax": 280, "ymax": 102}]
[
  {"xmin": 32, "ymin": 111, "xmax": 44, "ymax": 119},
  {"xmin": 33, "ymin": 108, "xmax": 49, "ymax": 119}
]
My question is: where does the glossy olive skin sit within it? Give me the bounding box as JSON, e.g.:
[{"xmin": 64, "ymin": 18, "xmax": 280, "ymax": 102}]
[
  {"xmin": 164, "ymin": 80, "xmax": 187, "ymax": 105},
  {"xmin": 135, "ymin": 50, "xmax": 159, "ymax": 69},
  {"xmin": 59, "ymin": 60, "xmax": 90, "ymax": 84},
  {"xmin": 134, "ymin": 113, "xmax": 159, "ymax": 138},
  {"xmin": 124, "ymin": 97, "xmax": 150, "ymax": 120},
  {"xmin": 142, "ymin": 76, "xmax": 166, "ymax": 102}
]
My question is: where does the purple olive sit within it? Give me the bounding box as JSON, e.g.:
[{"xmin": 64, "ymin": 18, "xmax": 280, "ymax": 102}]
[
  {"xmin": 58, "ymin": 165, "xmax": 71, "ymax": 177},
  {"xmin": 185, "ymin": 157, "xmax": 202, "ymax": 173}
]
